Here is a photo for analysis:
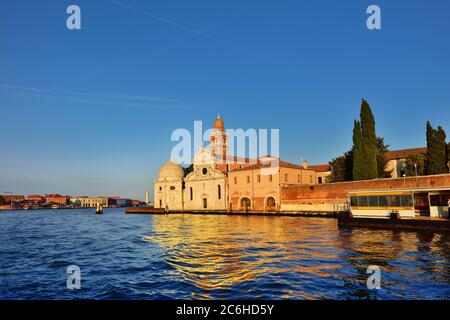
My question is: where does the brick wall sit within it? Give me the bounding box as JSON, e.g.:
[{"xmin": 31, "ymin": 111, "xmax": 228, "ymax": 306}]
[{"xmin": 281, "ymin": 174, "xmax": 450, "ymax": 205}]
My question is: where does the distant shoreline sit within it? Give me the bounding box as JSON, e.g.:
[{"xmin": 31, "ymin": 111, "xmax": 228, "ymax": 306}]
[{"xmin": 0, "ymin": 207, "xmax": 134, "ymax": 212}]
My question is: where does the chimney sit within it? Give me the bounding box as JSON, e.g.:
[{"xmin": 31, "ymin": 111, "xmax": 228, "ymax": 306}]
[{"xmin": 303, "ymin": 160, "xmax": 308, "ymax": 169}]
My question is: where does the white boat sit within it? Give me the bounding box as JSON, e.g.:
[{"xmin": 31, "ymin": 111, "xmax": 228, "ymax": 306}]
[{"xmin": 348, "ymin": 187, "xmax": 450, "ymax": 219}]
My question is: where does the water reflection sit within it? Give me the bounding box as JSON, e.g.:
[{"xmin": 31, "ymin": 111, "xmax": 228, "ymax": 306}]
[{"xmin": 144, "ymin": 215, "xmax": 450, "ymax": 299}]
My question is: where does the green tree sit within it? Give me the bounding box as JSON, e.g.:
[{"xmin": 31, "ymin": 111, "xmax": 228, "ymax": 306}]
[
  {"xmin": 0, "ymin": 195, "xmax": 5, "ymax": 206},
  {"xmin": 404, "ymin": 153, "xmax": 426, "ymax": 176},
  {"xmin": 327, "ymin": 151, "xmax": 353, "ymax": 182},
  {"xmin": 360, "ymin": 99, "xmax": 378, "ymax": 179},
  {"xmin": 377, "ymin": 137, "xmax": 391, "ymax": 178},
  {"xmin": 330, "ymin": 136, "xmax": 389, "ymax": 183},
  {"xmin": 352, "ymin": 120, "xmax": 365, "ymax": 180},
  {"xmin": 426, "ymin": 121, "xmax": 447, "ymax": 174}
]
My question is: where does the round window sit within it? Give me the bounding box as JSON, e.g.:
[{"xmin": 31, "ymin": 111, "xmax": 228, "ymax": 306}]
[
  {"xmin": 170, "ymin": 186, "xmax": 176, "ymax": 190},
  {"xmin": 202, "ymin": 168, "xmax": 208, "ymax": 175}
]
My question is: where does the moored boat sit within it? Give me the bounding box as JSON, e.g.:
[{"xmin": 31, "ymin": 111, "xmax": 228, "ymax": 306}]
[{"xmin": 338, "ymin": 187, "xmax": 450, "ymax": 231}]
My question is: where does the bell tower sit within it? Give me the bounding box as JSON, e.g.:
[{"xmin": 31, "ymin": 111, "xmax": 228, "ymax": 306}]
[{"xmin": 210, "ymin": 114, "xmax": 228, "ymax": 161}]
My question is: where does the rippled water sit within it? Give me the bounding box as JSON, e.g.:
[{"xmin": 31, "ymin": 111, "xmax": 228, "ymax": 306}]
[{"xmin": 0, "ymin": 209, "xmax": 449, "ymax": 299}]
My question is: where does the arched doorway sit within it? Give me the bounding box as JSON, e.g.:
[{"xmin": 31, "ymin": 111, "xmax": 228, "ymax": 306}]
[
  {"xmin": 265, "ymin": 196, "xmax": 276, "ymax": 211},
  {"xmin": 240, "ymin": 197, "xmax": 252, "ymax": 211}
]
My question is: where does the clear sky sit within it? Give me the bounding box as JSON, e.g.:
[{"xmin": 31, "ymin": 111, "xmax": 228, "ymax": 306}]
[{"xmin": 1, "ymin": 0, "xmax": 449, "ymax": 200}]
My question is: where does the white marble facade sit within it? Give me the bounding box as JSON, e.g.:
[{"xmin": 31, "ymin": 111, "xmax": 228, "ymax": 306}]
[{"xmin": 154, "ymin": 147, "xmax": 227, "ymax": 211}]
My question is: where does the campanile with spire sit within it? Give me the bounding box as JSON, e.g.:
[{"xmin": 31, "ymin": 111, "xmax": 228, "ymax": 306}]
[{"xmin": 210, "ymin": 114, "xmax": 228, "ymax": 161}]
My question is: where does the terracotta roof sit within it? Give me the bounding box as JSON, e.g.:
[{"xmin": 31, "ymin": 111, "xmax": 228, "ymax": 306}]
[
  {"xmin": 308, "ymin": 164, "xmax": 332, "ymax": 172},
  {"xmin": 384, "ymin": 148, "xmax": 427, "ymax": 160},
  {"xmin": 228, "ymin": 158, "xmax": 313, "ymax": 172}
]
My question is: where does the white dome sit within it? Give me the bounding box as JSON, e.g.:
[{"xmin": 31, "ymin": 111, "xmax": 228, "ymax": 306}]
[{"xmin": 158, "ymin": 160, "xmax": 185, "ymax": 180}]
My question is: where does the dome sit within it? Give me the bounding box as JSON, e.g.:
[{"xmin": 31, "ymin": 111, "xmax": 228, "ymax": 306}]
[
  {"xmin": 158, "ymin": 160, "xmax": 185, "ymax": 180},
  {"xmin": 214, "ymin": 114, "xmax": 224, "ymax": 131},
  {"xmin": 193, "ymin": 146, "xmax": 215, "ymax": 166}
]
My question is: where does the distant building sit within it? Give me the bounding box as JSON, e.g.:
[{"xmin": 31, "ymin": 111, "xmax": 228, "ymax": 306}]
[
  {"xmin": 116, "ymin": 199, "xmax": 133, "ymax": 207},
  {"xmin": 45, "ymin": 194, "xmax": 70, "ymax": 205},
  {"xmin": 308, "ymin": 147, "xmax": 429, "ymax": 182},
  {"xmin": 25, "ymin": 195, "xmax": 45, "ymax": 205},
  {"xmin": 4, "ymin": 195, "xmax": 25, "ymax": 203},
  {"xmin": 308, "ymin": 164, "xmax": 332, "ymax": 184},
  {"xmin": 70, "ymin": 196, "xmax": 109, "ymax": 208},
  {"xmin": 385, "ymin": 147, "xmax": 427, "ymax": 178}
]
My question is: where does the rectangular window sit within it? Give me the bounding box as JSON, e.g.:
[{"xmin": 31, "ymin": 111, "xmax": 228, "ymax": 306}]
[
  {"xmin": 218, "ymin": 185, "xmax": 221, "ymax": 200},
  {"xmin": 257, "ymin": 175, "xmax": 261, "ymax": 183},
  {"xmin": 190, "ymin": 187, "xmax": 193, "ymax": 201},
  {"xmin": 350, "ymin": 196, "xmax": 358, "ymax": 207},
  {"xmin": 318, "ymin": 177, "xmax": 323, "ymax": 184},
  {"xmin": 247, "ymin": 176, "xmax": 250, "ymax": 183},
  {"xmin": 297, "ymin": 175, "xmax": 301, "ymax": 183},
  {"xmin": 401, "ymin": 195, "xmax": 413, "ymax": 207},
  {"xmin": 387, "ymin": 195, "xmax": 401, "ymax": 207},
  {"xmin": 159, "ymin": 200, "xmax": 162, "ymax": 207},
  {"xmin": 368, "ymin": 196, "xmax": 379, "ymax": 207},
  {"xmin": 284, "ymin": 173, "xmax": 288, "ymax": 182},
  {"xmin": 269, "ymin": 175, "xmax": 272, "ymax": 182},
  {"xmin": 203, "ymin": 198, "xmax": 207, "ymax": 209},
  {"xmin": 234, "ymin": 177, "xmax": 237, "ymax": 184},
  {"xmin": 379, "ymin": 196, "xmax": 388, "ymax": 207},
  {"xmin": 358, "ymin": 196, "xmax": 368, "ymax": 207}
]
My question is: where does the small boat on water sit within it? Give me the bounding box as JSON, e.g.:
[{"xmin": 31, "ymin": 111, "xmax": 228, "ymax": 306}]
[{"xmin": 96, "ymin": 203, "xmax": 103, "ymax": 214}]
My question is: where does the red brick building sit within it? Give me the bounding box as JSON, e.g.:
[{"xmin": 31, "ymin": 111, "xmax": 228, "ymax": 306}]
[
  {"xmin": 25, "ymin": 195, "xmax": 45, "ymax": 204},
  {"xmin": 45, "ymin": 194, "xmax": 70, "ymax": 205}
]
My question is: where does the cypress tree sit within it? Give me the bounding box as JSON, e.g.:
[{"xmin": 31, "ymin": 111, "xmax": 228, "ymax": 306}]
[
  {"xmin": 377, "ymin": 137, "xmax": 391, "ymax": 178},
  {"xmin": 426, "ymin": 121, "xmax": 447, "ymax": 174},
  {"xmin": 360, "ymin": 99, "xmax": 378, "ymax": 179},
  {"xmin": 352, "ymin": 120, "xmax": 365, "ymax": 180},
  {"xmin": 436, "ymin": 126, "xmax": 447, "ymax": 172}
]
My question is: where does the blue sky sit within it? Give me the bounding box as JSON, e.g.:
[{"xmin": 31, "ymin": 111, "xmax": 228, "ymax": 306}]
[{"xmin": 1, "ymin": 0, "xmax": 449, "ymax": 200}]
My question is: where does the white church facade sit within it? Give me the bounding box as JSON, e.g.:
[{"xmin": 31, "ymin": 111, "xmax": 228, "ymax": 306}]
[{"xmin": 154, "ymin": 115, "xmax": 229, "ymax": 212}]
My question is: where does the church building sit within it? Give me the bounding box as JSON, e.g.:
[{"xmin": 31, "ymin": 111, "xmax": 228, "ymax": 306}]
[{"xmin": 154, "ymin": 115, "xmax": 318, "ymax": 212}]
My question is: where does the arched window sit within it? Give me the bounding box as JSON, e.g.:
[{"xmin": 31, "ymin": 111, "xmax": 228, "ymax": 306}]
[
  {"xmin": 266, "ymin": 197, "xmax": 276, "ymax": 211},
  {"xmin": 240, "ymin": 197, "xmax": 251, "ymax": 211}
]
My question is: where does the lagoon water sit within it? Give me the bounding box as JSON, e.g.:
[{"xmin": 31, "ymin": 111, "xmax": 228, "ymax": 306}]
[{"xmin": 0, "ymin": 208, "xmax": 449, "ymax": 299}]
